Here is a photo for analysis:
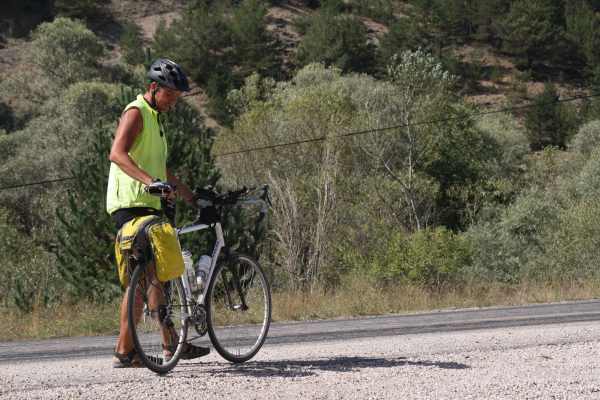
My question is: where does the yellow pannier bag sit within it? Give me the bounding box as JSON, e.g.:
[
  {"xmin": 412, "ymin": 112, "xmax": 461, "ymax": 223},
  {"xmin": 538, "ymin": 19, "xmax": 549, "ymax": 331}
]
[{"xmin": 115, "ymin": 215, "xmax": 185, "ymax": 287}]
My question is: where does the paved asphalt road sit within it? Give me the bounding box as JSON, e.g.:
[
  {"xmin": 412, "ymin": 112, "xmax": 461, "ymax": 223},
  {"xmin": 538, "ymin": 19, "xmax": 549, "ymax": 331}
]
[{"xmin": 2, "ymin": 299, "xmax": 600, "ymax": 363}]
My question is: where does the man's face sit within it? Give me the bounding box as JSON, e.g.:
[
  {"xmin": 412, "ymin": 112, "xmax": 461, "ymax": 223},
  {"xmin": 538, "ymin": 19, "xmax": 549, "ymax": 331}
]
[{"xmin": 155, "ymin": 85, "xmax": 181, "ymax": 112}]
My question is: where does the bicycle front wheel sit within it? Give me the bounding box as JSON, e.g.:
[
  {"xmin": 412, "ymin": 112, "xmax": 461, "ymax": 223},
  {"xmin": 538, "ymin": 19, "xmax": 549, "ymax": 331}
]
[
  {"xmin": 206, "ymin": 254, "xmax": 271, "ymax": 363},
  {"xmin": 127, "ymin": 262, "xmax": 188, "ymax": 374}
]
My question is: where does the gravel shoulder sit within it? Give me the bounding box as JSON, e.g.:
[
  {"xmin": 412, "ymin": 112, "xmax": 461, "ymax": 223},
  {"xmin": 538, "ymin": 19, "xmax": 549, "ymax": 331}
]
[{"xmin": 2, "ymin": 321, "xmax": 600, "ymax": 399}]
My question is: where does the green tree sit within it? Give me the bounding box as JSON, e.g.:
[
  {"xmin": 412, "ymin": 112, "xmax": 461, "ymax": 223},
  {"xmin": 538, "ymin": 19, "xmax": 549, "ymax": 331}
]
[
  {"xmin": 565, "ymin": 0, "xmax": 600, "ymax": 74},
  {"xmin": 379, "ymin": 18, "xmax": 430, "ymax": 65},
  {"xmin": 470, "ymin": 0, "xmax": 511, "ymax": 44},
  {"xmin": 230, "ymin": 0, "xmax": 279, "ymax": 78},
  {"xmin": 151, "ymin": 5, "xmax": 231, "ymax": 87},
  {"xmin": 524, "ymin": 83, "xmax": 575, "ymax": 150},
  {"xmin": 1, "ymin": 0, "xmax": 53, "ymax": 38},
  {"xmin": 217, "ymin": 58, "xmax": 502, "ymax": 288},
  {"xmin": 120, "ymin": 22, "xmax": 146, "ymax": 65},
  {"xmin": 53, "ymin": 0, "xmax": 108, "ymax": 22},
  {"xmin": 349, "ymin": 0, "xmax": 394, "ymax": 23},
  {"xmin": 296, "ymin": 12, "xmax": 375, "ymax": 73},
  {"xmin": 432, "ymin": 0, "xmax": 477, "ymax": 42},
  {"xmin": 499, "ymin": 0, "xmax": 566, "ymax": 69},
  {"xmin": 28, "ymin": 17, "xmax": 105, "ymax": 89},
  {"xmin": 152, "ymin": 1, "xmax": 280, "ymax": 124},
  {"xmin": 55, "ymin": 125, "xmax": 118, "ymax": 301}
]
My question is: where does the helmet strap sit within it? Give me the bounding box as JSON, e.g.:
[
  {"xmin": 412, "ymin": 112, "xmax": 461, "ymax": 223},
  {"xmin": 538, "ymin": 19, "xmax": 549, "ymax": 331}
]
[{"xmin": 150, "ymin": 84, "xmax": 159, "ymax": 112}]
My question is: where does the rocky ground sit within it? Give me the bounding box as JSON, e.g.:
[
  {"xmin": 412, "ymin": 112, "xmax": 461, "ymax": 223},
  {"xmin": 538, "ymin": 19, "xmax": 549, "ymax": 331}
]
[{"xmin": 2, "ymin": 320, "xmax": 600, "ymax": 399}]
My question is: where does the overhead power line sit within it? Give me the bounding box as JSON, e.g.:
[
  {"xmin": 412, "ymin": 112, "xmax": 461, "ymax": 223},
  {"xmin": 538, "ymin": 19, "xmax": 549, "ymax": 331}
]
[
  {"xmin": 213, "ymin": 92, "xmax": 600, "ymax": 157},
  {"xmin": 2, "ymin": 92, "xmax": 599, "ymax": 192},
  {"xmin": 0, "ymin": 177, "xmax": 76, "ymax": 192}
]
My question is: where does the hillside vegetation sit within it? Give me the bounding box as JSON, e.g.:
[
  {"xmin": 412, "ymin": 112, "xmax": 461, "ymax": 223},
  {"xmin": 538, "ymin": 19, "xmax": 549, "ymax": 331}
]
[{"xmin": 2, "ymin": 0, "xmax": 600, "ymax": 338}]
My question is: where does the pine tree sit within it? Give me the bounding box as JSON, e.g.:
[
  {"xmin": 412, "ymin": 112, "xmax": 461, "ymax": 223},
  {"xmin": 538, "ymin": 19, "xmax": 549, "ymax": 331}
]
[
  {"xmin": 230, "ymin": 0, "xmax": 280, "ymax": 79},
  {"xmin": 499, "ymin": 0, "xmax": 566, "ymax": 69},
  {"xmin": 524, "ymin": 83, "xmax": 572, "ymax": 150},
  {"xmin": 53, "ymin": 0, "xmax": 106, "ymax": 21},
  {"xmin": 55, "ymin": 123, "xmax": 118, "ymax": 301},
  {"xmin": 120, "ymin": 22, "xmax": 145, "ymax": 65},
  {"xmin": 565, "ymin": 0, "xmax": 600, "ymax": 74},
  {"xmin": 297, "ymin": 11, "xmax": 375, "ymax": 73}
]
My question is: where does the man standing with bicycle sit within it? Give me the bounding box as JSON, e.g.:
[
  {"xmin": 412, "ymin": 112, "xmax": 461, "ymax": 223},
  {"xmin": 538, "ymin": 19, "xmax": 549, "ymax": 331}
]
[{"xmin": 106, "ymin": 58, "xmax": 210, "ymax": 368}]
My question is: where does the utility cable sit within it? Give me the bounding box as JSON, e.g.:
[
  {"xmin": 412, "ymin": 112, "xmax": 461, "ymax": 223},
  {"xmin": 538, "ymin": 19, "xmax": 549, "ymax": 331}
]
[
  {"xmin": 2, "ymin": 92, "xmax": 598, "ymax": 191},
  {"xmin": 214, "ymin": 92, "xmax": 600, "ymax": 157},
  {"xmin": 0, "ymin": 177, "xmax": 76, "ymax": 192}
]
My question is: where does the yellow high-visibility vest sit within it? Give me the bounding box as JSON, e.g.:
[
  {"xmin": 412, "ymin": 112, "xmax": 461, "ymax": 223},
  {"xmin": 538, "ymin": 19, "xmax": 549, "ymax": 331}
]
[{"xmin": 106, "ymin": 95, "xmax": 167, "ymax": 214}]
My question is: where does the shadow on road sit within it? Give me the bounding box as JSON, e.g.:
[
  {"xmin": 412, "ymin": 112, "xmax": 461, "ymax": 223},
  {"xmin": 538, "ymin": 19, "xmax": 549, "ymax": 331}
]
[{"xmin": 174, "ymin": 356, "xmax": 470, "ymax": 378}]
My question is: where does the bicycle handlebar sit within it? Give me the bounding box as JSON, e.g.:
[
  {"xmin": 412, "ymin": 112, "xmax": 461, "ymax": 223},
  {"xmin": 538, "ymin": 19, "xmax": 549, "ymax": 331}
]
[
  {"xmin": 145, "ymin": 181, "xmax": 175, "ymax": 198},
  {"xmin": 195, "ymin": 185, "xmax": 270, "ymax": 209}
]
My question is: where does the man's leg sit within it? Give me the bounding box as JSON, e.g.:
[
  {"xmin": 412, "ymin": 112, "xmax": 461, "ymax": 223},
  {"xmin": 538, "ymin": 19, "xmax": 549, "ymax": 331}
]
[
  {"xmin": 115, "ymin": 262, "xmax": 209, "ymax": 363},
  {"xmin": 145, "ymin": 264, "xmax": 177, "ymax": 353},
  {"xmin": 115, "ymin": 284, "xmax": 144, "ymax": 355},
  {"xmin": 144, "ymin": 263, "xmax": 210, "ymax": 360}
]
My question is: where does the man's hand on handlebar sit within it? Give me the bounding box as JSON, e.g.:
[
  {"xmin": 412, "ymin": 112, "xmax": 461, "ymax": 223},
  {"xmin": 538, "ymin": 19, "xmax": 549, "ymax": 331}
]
[{"xmin": 145, "ymin": 180, "xmax": 176, "ymax": 198}]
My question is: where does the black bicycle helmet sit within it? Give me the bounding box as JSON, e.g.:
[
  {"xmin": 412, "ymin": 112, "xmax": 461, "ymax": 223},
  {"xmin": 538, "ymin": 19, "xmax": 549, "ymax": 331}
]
[{"xmin": 147, "ymin": 58, "xmax": 190, "ymax": 92}]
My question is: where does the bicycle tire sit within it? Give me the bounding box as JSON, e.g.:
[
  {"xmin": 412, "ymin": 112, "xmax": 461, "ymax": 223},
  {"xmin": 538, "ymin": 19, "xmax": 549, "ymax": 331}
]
[
  {"xmin": 127, "ymin": 262, "xmax": 188, "ymax": 374},
  {"xmin": 206, "ymin": 254, "xmax": 271, "ymax": 363}
]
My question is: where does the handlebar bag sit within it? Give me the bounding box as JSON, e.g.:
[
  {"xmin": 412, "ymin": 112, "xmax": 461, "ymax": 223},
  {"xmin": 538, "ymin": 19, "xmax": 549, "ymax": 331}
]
[
  {"xmin": 198, "ymin": 205, "xmax": 219, "ymax": 224},
  {"xmin": 115, "ymin": 215, "xmax": 184, "ymax": 287}
]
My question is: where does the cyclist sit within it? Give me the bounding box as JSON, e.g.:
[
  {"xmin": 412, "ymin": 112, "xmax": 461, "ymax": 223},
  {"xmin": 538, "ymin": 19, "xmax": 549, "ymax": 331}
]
[{"xmin": 107, "ymin": 58, "xmax": 209, "ymax": 368}]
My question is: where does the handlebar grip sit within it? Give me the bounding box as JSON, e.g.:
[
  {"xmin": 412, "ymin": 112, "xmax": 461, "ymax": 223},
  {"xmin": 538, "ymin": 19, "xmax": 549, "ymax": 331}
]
[{"xmin": 145, "ymin": 181, "xmax": 174, "ymax": 197}]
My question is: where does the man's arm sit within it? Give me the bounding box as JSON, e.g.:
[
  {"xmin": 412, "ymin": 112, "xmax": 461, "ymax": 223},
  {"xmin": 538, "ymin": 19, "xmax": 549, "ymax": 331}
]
[
  {"xmin": 167, "ymin": 169, "xmax": 195, "ymax": 206},
  {"xmin": 109, "ymin": 108, "xmax": 154, "ymax": 186}
]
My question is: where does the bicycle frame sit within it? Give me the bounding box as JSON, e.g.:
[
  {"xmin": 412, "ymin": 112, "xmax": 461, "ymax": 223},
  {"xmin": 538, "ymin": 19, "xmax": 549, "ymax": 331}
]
[{"xmin": 176, "ymin": 222, "xmax": 224, "ymax": 311}]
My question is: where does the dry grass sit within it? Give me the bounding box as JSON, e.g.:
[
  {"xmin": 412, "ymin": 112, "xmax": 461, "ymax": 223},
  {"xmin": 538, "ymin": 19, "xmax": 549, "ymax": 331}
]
[
  {"xmin": 1, "ymin": 301, "xmax": 120, "ymax": 342},
  {"xmin": 2, "ymin": 279, "xmax": 600, "ymax": 341},
  {"xmin": 271, "ymin": 278, "xmax": 600, "ymax": 322}
]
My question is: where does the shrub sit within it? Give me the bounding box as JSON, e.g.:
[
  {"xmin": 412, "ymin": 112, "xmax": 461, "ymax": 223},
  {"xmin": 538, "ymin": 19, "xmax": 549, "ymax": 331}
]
[
  {"xmin": 217, "ymin": 58, "xmax": 499, "ymax": 288},
  {"xmin": 529, "ymin": 198, "xmax": 600, "ymax": 282},
  {"xmin": 28, "ymin": 17, "xmax": 105, "ymax": 89},
  {"xmin": 62, "ymin": 81, "xmax": 122, "ymax": 130},
  {"xmin": 0, "ymin": 208, "xmax": 59, "ymax": 312},
  {"xmin": 476, "ymin": 113, "xmax": 529, "ymax": 176},
  {"xmin": 570, "ymin": 120, "xmax": 600, "ymax": 157},
  {"xmin": 474, "ymin": 113, "xmax": 529, "ymax": 206},
  {"xmin": 351, "ymin": 227, "xmax": 471, "ymax": 289},
  {"xmin": 575, "ymin": 147, "xmax": 600, "ymax": 199},
  {"xmin": 465, "ymin": 189, "xmax": 561, "ymax": 283}
]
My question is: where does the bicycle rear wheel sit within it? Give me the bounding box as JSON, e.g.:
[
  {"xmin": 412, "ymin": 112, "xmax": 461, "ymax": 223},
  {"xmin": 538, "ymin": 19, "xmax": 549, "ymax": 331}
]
[
  {"xmin": 206, "ymin": 254, "xmax": 271, "ymax": 363},
  {"xmin": 127, "ymin": 262, "xmax": 188, "ymax": 374}
]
